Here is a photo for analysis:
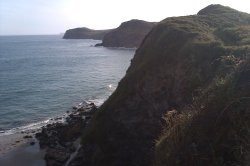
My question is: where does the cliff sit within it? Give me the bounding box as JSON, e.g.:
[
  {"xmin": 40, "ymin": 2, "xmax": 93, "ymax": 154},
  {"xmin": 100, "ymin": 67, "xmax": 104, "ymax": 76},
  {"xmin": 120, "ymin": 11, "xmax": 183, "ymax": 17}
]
[
  {"xmin": 72, "ymin": 5, "xmax": 250, "ymax": 166},
  {"xmin": 63, "ymin": 27, "xmax": 112, "ymax": 40},
  {"xmin": 96, "ymin": 19, "xmax": 156, "ymax": 48}
]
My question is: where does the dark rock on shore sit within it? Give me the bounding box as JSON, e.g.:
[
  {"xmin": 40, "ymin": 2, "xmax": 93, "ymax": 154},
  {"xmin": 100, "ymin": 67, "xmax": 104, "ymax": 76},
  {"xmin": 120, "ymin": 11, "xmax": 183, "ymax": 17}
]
[
  {"xmin": 36, "ymin": 103, "xmax": 97, "ymax": 166},
  {"xmin": 96, "ymin": 19, "xmax": 156, "ymax": 48},
  {"xmin": 23, "ymin": 135, "xmax": 32, "ymax": 139},
  {"xmin": 63, "ymin": 27, "xmax": 112, "ymax": 40},
  {"xmin": 30, "ymin": 141, "xmax": 35, "ymax": 146},
  {"xmin": 45, "ymin": 148, "xmax": 70, "ymax": 166}
]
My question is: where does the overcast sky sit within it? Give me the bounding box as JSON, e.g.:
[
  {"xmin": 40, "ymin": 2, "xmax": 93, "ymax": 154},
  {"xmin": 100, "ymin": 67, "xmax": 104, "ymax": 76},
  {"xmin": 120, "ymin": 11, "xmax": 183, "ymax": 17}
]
[{"xmin": 0, "ymin": 0, "xmax": 250, "ymax": 35}]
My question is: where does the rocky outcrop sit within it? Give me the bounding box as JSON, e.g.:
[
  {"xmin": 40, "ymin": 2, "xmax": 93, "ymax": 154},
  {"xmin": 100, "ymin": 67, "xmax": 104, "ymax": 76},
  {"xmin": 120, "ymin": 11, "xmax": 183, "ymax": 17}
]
[
  {"xmin": 96, "ymin": 19, "xmax": 156, "ymax": 48},
  {"xmin": 74, "ymin": 4, "xmax": 250, "ymax": 166},
  {"xmin": 63, "ymin": 28, "xmax": 112, "ymax": 40},
  {"xmin": 35, "ymin": 103, "xmax": 97, "ymax": 166}
]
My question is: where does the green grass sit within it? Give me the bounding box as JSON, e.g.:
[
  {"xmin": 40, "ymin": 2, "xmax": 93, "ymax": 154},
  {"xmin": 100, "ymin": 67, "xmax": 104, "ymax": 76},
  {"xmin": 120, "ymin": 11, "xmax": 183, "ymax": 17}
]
[
  {"xmin": 80, "ymin": 5, "xmax": 250, "ymax": 166},
  {"xmin": 154, "ymin": 58, "xmax": 250, "ymax": 166}
]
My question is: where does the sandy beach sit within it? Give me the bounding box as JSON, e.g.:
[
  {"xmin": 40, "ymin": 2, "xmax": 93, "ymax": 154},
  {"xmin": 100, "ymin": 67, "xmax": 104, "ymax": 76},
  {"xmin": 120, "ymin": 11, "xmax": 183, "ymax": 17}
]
[{"xmin": 0, "ymin": 133, "xmax": 46, "ymax": 166}]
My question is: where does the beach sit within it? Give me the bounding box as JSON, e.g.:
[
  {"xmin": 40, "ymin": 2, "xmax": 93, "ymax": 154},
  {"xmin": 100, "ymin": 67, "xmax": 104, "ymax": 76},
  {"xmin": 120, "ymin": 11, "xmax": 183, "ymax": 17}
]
[{"xmin": 0, "ymin": 133, "xmax": 46, "ymax": 166}]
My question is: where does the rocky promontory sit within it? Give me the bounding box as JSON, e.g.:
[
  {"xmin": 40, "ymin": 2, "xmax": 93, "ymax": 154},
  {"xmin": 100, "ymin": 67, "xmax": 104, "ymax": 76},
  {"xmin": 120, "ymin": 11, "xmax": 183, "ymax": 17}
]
[
  {"xmin": 63, "ymin": 28, "xmax": 112, "ymax": 40},
  {"xmin": 96, "ymin": 19, "xmax": 156, "ymax": 48},
  {"xmin": 73, "ymin": 5, "xmax": 250, "ymax": 166}
]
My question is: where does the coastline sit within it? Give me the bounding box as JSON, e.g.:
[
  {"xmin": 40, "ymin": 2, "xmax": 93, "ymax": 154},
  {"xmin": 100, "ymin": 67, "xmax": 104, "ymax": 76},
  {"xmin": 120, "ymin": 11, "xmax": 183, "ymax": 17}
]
[
  {"xmin": 0, "ymin": 35, "xmax": 135, "ymax": 166},
  {"xmin": 0, "ymin": 133, "xmax": 46, "ymax": 166},
  {"xmin": 0, "ymin": 132, "xmax": 35, "ymax": 156},
  {"xmin": 0, "ymin": 101, "xmax": 98, "ymax": 166}
]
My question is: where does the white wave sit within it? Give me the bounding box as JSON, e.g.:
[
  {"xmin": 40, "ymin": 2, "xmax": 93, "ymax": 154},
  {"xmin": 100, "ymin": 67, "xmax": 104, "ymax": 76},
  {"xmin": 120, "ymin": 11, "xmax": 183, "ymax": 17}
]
[
  {"xmin": 0, "ymin": 97, "xmax": 108, "ymax": 137},
  {"xmin": 86, "ymin": 98, "xmax": 105, "ymax": 107},
  {"xmin": 0, "ymin": 113, "xmax": 68, "ymax": 136}
]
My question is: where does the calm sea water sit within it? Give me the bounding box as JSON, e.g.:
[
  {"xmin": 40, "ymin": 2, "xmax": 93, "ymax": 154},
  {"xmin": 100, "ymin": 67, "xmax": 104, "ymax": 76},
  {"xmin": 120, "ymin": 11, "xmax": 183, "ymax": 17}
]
[{"xmin": 0, "ymin": 35, "xmax": 134, "ymax": 133}]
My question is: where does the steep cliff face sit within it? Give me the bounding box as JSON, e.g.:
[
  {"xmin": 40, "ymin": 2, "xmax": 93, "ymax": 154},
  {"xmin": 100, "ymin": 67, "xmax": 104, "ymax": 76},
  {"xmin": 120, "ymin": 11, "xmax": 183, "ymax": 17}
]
[
  {"xmin": 78, "ymin": 5, "xmax": 250, "ymax": 166},
  {"xmin": 63, "ymin": 27, "xmax": 112, "ymax": 40},
  {"xmin": 96, "ymin": 19, "xmax": 156, "ymax": 48}
]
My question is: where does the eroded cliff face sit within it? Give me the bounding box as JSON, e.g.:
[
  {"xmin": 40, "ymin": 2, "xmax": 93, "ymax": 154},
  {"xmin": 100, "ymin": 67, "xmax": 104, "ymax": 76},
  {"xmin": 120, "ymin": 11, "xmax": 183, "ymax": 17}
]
[
  {"xmin": 75, "ymin": 5, "xmax": 250, "ymax": 166},
  {"xmin": 97, "ymin": 19, "xmax": 156, "ymax": 48}
]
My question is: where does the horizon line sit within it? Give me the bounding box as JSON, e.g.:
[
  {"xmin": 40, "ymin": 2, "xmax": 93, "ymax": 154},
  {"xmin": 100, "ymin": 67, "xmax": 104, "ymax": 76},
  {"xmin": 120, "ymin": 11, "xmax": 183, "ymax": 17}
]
[{"xmin": 0, "ymin": 33, "xmax": 64, "ymax": 36}]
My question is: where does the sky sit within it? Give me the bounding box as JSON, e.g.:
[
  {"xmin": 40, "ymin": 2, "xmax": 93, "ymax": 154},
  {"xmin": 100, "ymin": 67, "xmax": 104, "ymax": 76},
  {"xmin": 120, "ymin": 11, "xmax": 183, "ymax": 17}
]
[{"xmin": 0, "ymin": 0, "xmax": 250, "ymax": 35}]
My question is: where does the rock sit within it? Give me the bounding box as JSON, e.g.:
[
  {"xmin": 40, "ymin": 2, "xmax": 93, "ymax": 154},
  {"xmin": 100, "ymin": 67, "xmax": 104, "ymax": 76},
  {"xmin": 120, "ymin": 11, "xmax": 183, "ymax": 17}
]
[
  {"xmin": 45, "ymin": 148, "xmax": 70, "ymax": 166},
  {"xmin": 85, "ymin": 116, "xmax": 91, "ymax": 120},
  {"xmin": 23, "ymin": 135, "xmax": 32, "ymax": 139},
  {"xmin": 35, "ymin": 132, "xmax": 43, "ymax": 138},
  {"xmin": 35, "ymin": 102, "xmax": 98, "ymax": 165},
  {"xmin": 77, "ymin": 107, "xmax": 85, "ymax": 112},
  {"xmin": 30, "ymin": 142, "xmax": 35, "ymax": 146},
  {"xmin": 54, "ymin": 117, "xmax": 62, "ymax": 120}
]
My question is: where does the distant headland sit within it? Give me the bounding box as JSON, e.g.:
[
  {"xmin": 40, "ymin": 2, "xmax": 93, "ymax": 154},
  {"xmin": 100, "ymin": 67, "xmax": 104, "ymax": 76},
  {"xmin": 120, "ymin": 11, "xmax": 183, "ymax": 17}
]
[
  {"xmin": 63, "ymin": 27, "xmax": 112, "ymax": 40},
  {"xmin": 63, "ymin": 19, "xmax": 156, "ymax": 48}
]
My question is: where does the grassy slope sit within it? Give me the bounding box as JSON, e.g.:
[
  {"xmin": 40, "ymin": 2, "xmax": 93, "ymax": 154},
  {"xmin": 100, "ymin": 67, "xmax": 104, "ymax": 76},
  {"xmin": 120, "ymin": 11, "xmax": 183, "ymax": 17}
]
[
  {"xmin": 81, "ymin": 5, "xmax": 250, "ymax": 166},
  {"xmin": 101, "ymin": 19, "xmax": 156, "ymax": 48},
  {"xmin": 153, "ymin": 5, "xmax": 250, "ymax": 166},
  {"xmin": 154, "ymin": 58, "xmax": 250, "ymax": 166}
]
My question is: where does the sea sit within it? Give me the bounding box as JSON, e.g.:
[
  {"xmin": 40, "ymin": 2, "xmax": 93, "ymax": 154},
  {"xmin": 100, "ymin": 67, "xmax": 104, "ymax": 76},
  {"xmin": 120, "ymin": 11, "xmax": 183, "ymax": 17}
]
[{"xmin": 0, "ymin": 35, "xmax": 135, "ymax": 135}]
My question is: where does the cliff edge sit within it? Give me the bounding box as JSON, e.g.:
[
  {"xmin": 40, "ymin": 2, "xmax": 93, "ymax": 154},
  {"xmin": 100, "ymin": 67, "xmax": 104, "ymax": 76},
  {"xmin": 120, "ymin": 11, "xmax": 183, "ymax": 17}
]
[
  {"xmin": 96, "ymin": 19, "xmax": 156, "ymax": 48},
  {"xmin": 71, "ymin": 4, "xmax": 250, "ymax": 166}
]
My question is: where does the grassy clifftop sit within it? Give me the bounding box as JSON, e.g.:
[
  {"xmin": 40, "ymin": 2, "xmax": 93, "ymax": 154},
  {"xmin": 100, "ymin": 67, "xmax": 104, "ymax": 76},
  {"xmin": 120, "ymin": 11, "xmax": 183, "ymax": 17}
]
[
  {"xmin": 97, "ymin": 19, "xmax": 156, "ymax": 48},
  {"xmin": 80, "ymin": 4, "xmax": 250, "ymax": 166}
]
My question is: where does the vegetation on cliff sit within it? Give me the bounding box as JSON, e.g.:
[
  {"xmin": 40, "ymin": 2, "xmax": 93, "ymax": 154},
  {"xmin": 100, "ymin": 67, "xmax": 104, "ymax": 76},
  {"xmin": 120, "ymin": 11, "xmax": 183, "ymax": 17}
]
[
  {"xmin": 79, "ymin": 4, "xmax": 250, "ymax": 166},
  {"xmin": 96, "ymin": 19, "xmax": 156, "ymax": 48},
  {"xmin": 63, "ymin": 27, "xmax": 112, "ymax": 40}
]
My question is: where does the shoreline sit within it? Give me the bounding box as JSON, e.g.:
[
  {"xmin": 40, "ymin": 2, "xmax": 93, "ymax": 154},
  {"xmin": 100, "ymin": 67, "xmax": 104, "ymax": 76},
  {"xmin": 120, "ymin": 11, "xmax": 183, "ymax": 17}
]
[
  {"xmin": 36, "ymin": 102, "xmax": 97, "ymax": 166},
  {"xmin": 0, "ymin": 101, "xmax": 98, "ymax": 166},
  {"xmin": 0, "ymin": 132, "xmax": 37, "ymax": 157},
  {"xmin": 0, "ymin": 134, "xmax": 46, "ymax": 166}
]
